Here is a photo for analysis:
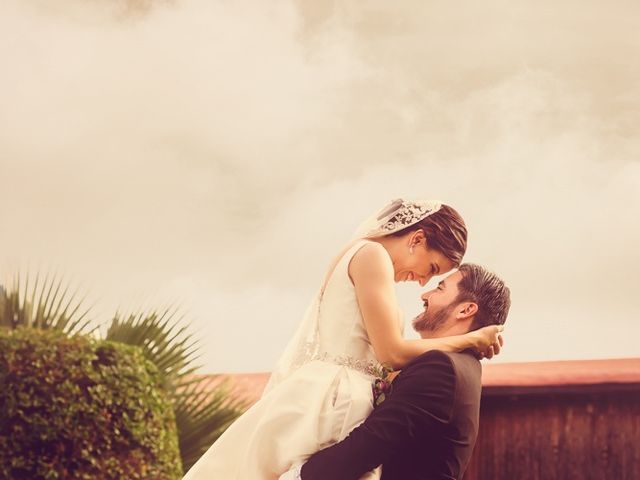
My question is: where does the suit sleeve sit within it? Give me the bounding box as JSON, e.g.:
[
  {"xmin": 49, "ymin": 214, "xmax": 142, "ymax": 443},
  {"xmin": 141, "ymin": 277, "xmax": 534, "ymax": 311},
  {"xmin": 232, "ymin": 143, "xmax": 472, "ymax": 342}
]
[{"xmin": 301, "ymin": 351, "xmax": 456, "ymax": 480}]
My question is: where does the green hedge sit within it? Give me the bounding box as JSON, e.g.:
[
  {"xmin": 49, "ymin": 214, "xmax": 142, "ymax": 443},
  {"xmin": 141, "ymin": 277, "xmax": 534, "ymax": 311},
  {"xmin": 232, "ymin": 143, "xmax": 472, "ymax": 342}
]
[{"xmin": 0, "ymin": 328, "xmax": 182, "ymax": 480}]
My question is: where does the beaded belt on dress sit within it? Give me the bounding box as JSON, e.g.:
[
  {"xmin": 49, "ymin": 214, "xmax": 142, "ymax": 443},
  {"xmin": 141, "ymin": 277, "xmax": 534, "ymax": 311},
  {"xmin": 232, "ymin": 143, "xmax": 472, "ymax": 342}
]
[{"xmin": 291, "ymin": 344, "xmax": 388, "ymax": 379}]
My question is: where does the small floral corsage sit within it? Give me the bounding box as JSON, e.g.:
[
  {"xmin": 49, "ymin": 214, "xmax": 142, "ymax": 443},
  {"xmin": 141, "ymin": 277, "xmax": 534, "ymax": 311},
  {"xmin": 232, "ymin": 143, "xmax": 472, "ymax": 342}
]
[{"xmin": 372, "ymin": 364, "xmax": 394, "ymax": 407}]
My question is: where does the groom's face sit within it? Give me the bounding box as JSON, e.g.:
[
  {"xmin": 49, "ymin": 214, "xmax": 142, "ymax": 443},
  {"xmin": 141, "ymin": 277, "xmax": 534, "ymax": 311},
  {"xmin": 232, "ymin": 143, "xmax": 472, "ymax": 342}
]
[{"xmin": 412, "ymin": 271, "xmax": 463, "ymax": 333}]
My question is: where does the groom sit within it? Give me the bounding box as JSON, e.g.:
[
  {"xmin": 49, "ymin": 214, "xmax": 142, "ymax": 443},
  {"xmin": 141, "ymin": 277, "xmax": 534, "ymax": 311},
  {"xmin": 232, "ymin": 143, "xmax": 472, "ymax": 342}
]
[{"xmin": 287, "ymin": 262, "xmax": 510, "ymax": 480}]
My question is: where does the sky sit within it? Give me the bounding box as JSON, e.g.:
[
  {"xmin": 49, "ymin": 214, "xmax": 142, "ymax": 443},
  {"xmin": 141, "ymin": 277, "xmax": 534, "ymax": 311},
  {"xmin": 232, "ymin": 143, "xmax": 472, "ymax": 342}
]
[{"xmin": 1, "ymin": 0, "xmax": 638, "ymax": 372}]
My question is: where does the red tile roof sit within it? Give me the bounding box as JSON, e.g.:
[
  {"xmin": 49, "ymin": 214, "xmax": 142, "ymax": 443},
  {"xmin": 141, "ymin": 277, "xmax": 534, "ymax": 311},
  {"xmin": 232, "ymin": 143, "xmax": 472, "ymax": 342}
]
[{"xmin": 481, "ymin": 357, "xmax": 640, "ymax": 387}]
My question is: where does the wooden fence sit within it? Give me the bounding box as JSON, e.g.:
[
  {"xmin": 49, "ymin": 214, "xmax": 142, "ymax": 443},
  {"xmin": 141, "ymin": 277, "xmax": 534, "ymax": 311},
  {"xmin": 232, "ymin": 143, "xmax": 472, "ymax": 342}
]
[{"xmin": 465, "ymin": 358, "xmax": 640, "ymax": 480}]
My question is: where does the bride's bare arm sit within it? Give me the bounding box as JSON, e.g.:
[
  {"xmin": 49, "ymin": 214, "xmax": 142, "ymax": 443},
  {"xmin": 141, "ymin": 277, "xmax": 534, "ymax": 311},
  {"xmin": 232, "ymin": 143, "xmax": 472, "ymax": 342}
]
[{"xmin": 349, "ymin": 242, "xmax": 500, "ymax": 370}]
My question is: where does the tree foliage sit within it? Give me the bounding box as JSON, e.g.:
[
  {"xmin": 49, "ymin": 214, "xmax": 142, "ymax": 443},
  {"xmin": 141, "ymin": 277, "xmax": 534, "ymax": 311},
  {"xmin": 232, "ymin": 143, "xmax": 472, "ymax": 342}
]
[
  {"xmin": 0, "ymin": 276, "xmax": 247, "ymax": 474},
  {"xmin": 0, "ymin": 329, "xmax": 182, "ymax": 479},
  {"xmin": 106, "ymin": 310, "xmax": 247, "ymax": 471}
]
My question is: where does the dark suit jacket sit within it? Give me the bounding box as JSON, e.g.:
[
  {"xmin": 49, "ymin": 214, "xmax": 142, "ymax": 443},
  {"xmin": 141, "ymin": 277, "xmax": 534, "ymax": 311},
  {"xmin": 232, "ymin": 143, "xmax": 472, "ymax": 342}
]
[{"xmin": 301, "ymin": 350, "xmax": 482, "ymax": 480}]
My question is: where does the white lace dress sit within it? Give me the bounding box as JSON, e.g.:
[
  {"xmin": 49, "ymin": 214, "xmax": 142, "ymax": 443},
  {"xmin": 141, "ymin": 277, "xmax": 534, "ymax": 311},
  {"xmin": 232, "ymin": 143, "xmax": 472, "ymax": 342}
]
[{"xmin": 183, "ymin": 240, "xmax": 391, "ymax": 480}]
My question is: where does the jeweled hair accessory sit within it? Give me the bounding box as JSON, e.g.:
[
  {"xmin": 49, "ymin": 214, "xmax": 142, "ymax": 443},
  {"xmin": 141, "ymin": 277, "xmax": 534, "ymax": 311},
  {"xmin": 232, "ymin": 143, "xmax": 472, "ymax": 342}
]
[{"xmin": 352, "ymin": 198, "xmax": 442, "ymax": 239}]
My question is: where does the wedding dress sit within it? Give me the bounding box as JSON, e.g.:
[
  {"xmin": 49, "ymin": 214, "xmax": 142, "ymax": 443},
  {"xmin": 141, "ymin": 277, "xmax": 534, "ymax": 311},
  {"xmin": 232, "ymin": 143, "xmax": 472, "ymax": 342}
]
[{"xmin": 183, "ymin": 239, "xmax": 392, "ymax": 480}]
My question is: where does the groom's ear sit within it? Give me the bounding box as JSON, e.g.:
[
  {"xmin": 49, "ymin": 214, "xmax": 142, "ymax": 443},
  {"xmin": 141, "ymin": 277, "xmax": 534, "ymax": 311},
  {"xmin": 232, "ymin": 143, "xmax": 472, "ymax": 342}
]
[{"xmin": 455, "ymin": 302, "xmax": 478, "ymax": 320}]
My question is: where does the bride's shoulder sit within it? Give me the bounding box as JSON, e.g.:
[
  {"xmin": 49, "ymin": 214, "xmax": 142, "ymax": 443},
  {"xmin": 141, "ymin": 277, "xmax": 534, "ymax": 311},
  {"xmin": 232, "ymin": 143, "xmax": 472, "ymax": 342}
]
[
  {"xmin": 349, "ymin": 241, "xmax": 393, "ymax": 273},
  {"xmin": 353, "ymin": 240, "xmax": 386, "ymax": 256}
]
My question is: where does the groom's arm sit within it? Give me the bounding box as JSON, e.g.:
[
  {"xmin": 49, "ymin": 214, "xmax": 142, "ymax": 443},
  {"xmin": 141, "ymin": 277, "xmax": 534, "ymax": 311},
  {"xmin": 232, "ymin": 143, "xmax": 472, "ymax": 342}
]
[{"xmin": 300, "ymin": 351, "xmax": 457, "ymax": 480}]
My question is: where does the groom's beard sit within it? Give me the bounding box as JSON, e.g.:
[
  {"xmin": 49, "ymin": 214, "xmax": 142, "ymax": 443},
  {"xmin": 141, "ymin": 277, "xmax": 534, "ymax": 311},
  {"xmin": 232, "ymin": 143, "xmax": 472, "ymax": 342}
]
[{"xmin": 412, "ymin": 303, "xmax": 455, "ymax": 333}]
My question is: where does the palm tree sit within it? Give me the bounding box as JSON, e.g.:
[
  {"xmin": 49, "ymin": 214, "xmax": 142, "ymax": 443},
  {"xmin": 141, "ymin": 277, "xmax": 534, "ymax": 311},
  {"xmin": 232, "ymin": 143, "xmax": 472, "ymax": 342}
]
[{"xmin": 0, "ymin": 275, "xmax": 246, "ymax": 473}]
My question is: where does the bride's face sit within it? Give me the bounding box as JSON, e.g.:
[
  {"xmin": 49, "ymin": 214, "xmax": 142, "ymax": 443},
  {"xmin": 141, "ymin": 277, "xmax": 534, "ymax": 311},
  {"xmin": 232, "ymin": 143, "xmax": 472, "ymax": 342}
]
[{"xmin": 394, "ymin": 235, "xmax": 456, "ymax": 287}]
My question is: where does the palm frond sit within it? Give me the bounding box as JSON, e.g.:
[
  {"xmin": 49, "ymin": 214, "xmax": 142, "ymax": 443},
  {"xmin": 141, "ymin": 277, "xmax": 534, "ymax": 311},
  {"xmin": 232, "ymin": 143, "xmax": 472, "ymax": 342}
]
[
  {"xmin": 173, "ymin": 375, "xmax": 248, "ymax": 470},
  {"xmin": 0, "ymin": 273, "xmax": 93, "ymax": 335}
]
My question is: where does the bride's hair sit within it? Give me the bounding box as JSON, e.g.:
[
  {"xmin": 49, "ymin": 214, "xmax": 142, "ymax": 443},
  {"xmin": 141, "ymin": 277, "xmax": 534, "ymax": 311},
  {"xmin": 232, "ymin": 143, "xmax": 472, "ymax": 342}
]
[{"xmin": 390, "ymin": 204, "xmax": 467, "ymax": 266}]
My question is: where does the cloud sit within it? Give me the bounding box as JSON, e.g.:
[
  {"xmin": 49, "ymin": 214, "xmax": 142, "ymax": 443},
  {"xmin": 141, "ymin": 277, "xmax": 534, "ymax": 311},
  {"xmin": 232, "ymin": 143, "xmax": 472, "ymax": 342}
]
[{"xmin": 1, "ymin": 0, "xmax": 638, "ymax": 371}]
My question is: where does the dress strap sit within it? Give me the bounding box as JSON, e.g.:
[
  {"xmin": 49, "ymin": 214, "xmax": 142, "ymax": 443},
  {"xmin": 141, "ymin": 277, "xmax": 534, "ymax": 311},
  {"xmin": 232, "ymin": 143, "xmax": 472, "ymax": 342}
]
[{"xmin": 318, "ymin": 239, "xmax": 374, "ymax": 300}]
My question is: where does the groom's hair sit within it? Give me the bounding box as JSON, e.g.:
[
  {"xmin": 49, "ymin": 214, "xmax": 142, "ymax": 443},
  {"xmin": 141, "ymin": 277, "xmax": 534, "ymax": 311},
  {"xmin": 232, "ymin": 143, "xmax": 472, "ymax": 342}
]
[
  {"xmin": 456, "ymin": 263, "xmax": 511, "ymax": 330},
  {"xmin": 392, "ymin": 204, "xmax": 467, "ymax": 266}
]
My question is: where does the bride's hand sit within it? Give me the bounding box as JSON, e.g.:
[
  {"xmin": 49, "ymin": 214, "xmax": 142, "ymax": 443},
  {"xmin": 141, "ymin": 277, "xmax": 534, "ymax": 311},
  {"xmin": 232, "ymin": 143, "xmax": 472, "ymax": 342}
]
[
  {"xmin": 278, "ymin": 464, "xmax": 302, "ymax": 480},
  {"xmin": 470, "ymin": 325, "xmax": 504, "ymax": 360}
]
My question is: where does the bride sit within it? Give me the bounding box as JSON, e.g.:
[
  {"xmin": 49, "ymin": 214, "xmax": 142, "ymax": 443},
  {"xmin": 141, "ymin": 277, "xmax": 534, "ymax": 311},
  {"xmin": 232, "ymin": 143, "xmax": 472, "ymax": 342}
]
[{"xmin": 183, "ymin": 199, "xmax": 502, "ymax": 480}]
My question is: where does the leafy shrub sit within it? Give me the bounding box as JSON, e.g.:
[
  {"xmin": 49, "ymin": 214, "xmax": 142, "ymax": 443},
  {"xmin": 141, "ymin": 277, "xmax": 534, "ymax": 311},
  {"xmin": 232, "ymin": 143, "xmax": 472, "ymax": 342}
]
[
  {"xmin": 0, "ymin": 328, "xmax": 182, "ymax": 480},
  {"xmin": 0, "ymin": 277, "xmax": 246, "ymax": 474}
]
